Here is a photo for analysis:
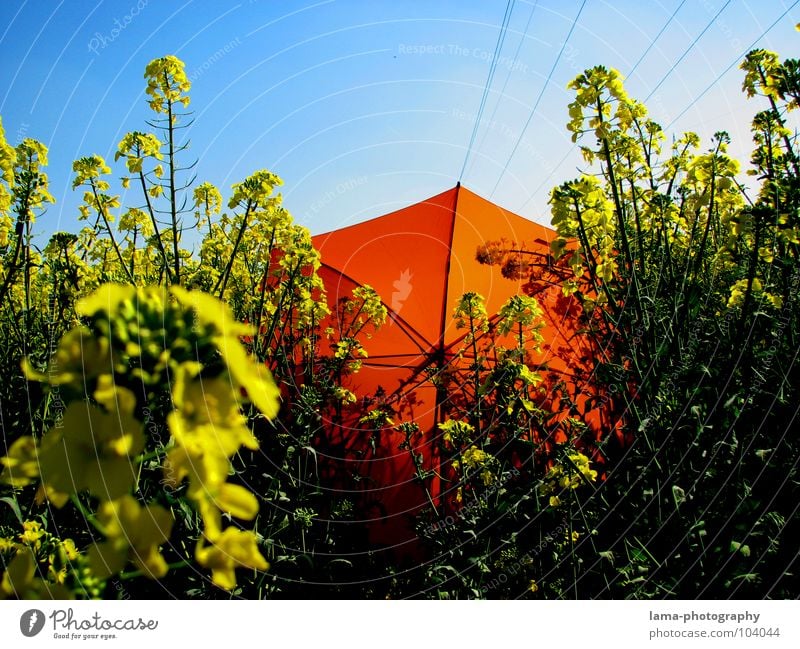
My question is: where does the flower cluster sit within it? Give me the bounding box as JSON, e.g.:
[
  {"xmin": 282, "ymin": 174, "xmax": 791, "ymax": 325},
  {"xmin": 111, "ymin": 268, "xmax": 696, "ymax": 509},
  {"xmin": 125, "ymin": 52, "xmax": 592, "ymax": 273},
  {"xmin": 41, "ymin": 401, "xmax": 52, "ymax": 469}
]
[
  {"xmin": 0, "ymin": 118, "xmax": 16, "ymax": 217},
  {"xmin": 0, "ymin": 520, "xmax": 88, "ymax": 600},
  {"xmin": 14, "ymin": 139, "xmax": 55, "ymax": 219},
  {"xmin": 438, "ymin": 419, "xmax": 475, "ymax": 447},
  {"xmin": 229, "ymin": 169, "xmax": 282, "ymax": 210},
  {"xmin": 727, "ymin": 277, "xmax": 783, "ymax": 310},
  {"xmin": 144, "ymin": 55, "xmax": 191, "ymax": 114},
  {"xmin": 2, "ymin": 283, "xmax": 279, "ymax": 591},
  {"xmin": 453, "ymin": 291, "xmax": 489, "ymax": 337},
  {"xmin": 496, "ymin": 294, "xmax": 544, "ymax": 347},
  {"xmin": 358, "ymin": 407, "xmax": 395, "ymax": 428},
  {"xmin": 457, "ymin": 446, "xmax": 498, "ymax": 486},
  {"xmin": 115, "ymin": 131, "xmax": 163, "ymax": 176},
  {"xmin": 72, "ymin": 155, "xmax": 112, "ymax": 191},
  {"xmin": 550, "ymin": 175, "xmax": 617, "ymax": 285},
  {"xmin": 193, "ymin": 181, "xmax": 223, "ymax": 227},
  {"xmin": 540, "ymin": 451, "xmax": 598, "ymax": 505},
  {"xmin": 348, "ymin": 285, "xmax": 387, "ymax": 329},
  {"xmin": 566, "ymin": 66, "xmax": 644, "ymax": 149}
]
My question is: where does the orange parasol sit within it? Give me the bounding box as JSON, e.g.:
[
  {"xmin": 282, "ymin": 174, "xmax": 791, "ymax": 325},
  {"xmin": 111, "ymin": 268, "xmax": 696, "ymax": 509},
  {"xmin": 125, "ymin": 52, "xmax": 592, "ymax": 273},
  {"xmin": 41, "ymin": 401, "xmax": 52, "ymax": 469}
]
[{"xmin": 312, "ymin": 184, "xmax": 607, "ymax": 550}]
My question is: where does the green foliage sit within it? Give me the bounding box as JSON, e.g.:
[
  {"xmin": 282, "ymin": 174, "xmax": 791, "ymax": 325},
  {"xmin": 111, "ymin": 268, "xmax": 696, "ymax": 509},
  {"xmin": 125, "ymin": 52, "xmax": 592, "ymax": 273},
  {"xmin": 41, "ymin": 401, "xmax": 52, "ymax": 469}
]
[
  {"xmin": 1, "ymin": 45, "xmax": 799, "ymax": 600},
  {"xmin": 473, "ymin": 50, "xmax": 800, "ymax": 599},
  {"xmin": 0, "ymin": 55, "xmax": 387, "ymax": 599}
]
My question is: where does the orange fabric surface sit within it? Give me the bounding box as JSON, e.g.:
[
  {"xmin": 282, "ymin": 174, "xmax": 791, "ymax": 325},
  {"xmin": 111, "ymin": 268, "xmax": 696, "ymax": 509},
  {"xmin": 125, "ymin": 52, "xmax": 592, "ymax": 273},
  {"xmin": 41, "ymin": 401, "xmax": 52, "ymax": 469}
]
[{"xmin": 312, "ymin": 185, "xmax": 604, "ymax": 551}]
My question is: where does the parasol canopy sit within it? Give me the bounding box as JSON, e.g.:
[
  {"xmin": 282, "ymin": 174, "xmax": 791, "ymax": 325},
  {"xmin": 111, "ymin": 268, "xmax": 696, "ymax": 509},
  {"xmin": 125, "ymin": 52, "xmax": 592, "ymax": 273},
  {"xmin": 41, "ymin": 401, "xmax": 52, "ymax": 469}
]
[{"xmin": 312, "ymin": 184, "xmax": 605, "ymax": 549}]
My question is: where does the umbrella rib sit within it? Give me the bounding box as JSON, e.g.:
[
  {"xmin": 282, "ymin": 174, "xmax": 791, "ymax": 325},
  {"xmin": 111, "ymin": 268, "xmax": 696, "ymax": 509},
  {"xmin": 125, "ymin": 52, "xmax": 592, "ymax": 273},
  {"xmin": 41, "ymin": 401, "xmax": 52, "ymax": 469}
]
[
  {"xmin": 387, "ymin": 347, "xmax": 463, "ymax": 402},
  {"xmin": 426, "ymin": 183, "xmax": 461, "ymax": 451},
  {"xmin": 435, "ymin": 186, "xmax": 460, "ymax": 359},
  {"xmin": 364, "ymin": 361, "xmax": 428, "ymax": 368},
  {"xmin": 362, "ymin": 352, "xmax": 429, "ymax": 360}
]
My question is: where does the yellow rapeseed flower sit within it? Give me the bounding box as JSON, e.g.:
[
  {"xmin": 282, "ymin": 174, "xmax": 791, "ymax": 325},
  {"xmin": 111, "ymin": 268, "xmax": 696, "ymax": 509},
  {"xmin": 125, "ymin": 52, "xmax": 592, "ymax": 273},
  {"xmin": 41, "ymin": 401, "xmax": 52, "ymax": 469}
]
[
  {"xmin": 88, "ymin": 495, "xmax": 174, "ymax": 579},
  {"xmin": 0, "ymin": 436, "xmax": 41, "ymax": 488},
  {"xmin": 165, "ymin": 373, "xmax": 261, "ymax": 538},
  {"xmin": 144, "ymin": 55, "xmax": 191, "ymax": 113},
  {"xmin": 48, "ymin": 565, "xmax": 68, "ymax": 585},
  {"xmin": 462, "ymin": 446, "xmax": 489, "ymax": 470},
  {"xmin": 171, "ymin": 286, "xmax": 281, "ymax": 419},
  {"xmin": 19, "ymin": 521, "xmax": 44, "ymax": 547},
  {"xmin": 61, "ymin": 539, "xmax": 79, "ymax": 561},
  {"xmin": 168, "ymin": 374, "xmax": 259, "ymax": 457},
  {"xmin": 22, "ymin": 326, "xmax": 110, "ymax": 386},
  {"xmin": 195, "ymin": 528, "xmax": 269, "ymax": 590},
  {"xmin": 0, "ymin": 547, "xmax": 70, "ymax": 599},
  {"xmin": 37, "ymin": 395, "xmax": 144, "ymax": 503},
  {"xmin": 1, "ymin": 547, "xmax": 37, "ymax": 598}
]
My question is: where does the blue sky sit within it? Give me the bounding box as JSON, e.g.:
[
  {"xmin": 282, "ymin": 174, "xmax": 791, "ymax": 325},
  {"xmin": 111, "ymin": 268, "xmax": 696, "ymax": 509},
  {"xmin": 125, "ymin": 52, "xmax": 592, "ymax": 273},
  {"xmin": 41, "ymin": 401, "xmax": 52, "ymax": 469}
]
[{"xmin": 1, "ymin": 0, "xmax": 798, "ymax": 240}]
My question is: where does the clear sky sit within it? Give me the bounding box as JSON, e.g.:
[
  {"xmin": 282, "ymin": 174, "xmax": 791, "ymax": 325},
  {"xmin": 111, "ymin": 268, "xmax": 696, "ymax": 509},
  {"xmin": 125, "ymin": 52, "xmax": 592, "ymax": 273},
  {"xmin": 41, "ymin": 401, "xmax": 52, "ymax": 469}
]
[{"xmin": 1, "ymin": 0, "xmax": 798, "ymax": 241}]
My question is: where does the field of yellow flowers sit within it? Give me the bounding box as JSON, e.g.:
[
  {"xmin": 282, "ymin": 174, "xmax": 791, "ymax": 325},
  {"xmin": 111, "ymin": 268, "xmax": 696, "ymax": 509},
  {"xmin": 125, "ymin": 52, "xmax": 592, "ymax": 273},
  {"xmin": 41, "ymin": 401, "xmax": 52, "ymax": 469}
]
[{"xmin": 1, "ymin": 49, "xmax": 799, "ymax": 599}]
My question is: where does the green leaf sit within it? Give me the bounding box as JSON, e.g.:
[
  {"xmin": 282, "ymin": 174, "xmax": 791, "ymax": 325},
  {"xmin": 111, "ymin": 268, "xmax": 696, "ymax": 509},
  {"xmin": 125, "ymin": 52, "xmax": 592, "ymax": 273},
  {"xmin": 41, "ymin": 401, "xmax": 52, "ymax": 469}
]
[
  {"xmin": 672, "ymin": 485, "xmax": 686, "ymax": 509},
  {"xmin": 0, "ymin": 496, "xmax": 23, "ymax": 525}
]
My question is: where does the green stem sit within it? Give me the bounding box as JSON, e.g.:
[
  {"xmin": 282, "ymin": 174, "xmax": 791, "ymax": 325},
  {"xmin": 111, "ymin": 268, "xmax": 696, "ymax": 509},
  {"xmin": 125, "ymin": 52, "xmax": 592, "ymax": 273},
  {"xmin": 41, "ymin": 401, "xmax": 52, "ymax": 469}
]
[
  {"xmin": 0, "ymin": 219, "xmax": 25, "ymax": 308},
  {"xmin": 214, "ymin": 199, "xmax": 253, "ymax": 297},
  {"xmin": 137, "ymin": 168, "xmax": 171, "ymax": 283},
  {"xmin": 165, "ymin": 81, "xmax": 181, "ymax": 284},
  {"xmin": 70, "ymin": 495, "xmax": 105, "ymax": 535},
  {"xmin": 134, "ymin": 446, "xmax": 168, "ymax": 465},
  {"xmin": 90, "ymin": 181, "xmax": 135, "ymax": 285},
  {"xmin": 468, "ymin": 309, "xmax": 482, "ymax": 435},
  {"xmin": 119, "ymin": 560, "xmax": 190, "ymax": 581}
]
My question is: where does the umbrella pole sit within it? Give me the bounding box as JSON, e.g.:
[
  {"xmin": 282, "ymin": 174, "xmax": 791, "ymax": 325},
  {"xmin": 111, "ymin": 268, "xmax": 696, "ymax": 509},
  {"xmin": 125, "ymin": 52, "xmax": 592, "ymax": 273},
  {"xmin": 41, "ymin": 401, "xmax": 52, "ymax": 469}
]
[{"xmin": 431, "ymin": 345, "xmax": 448, "ymax": 514}]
